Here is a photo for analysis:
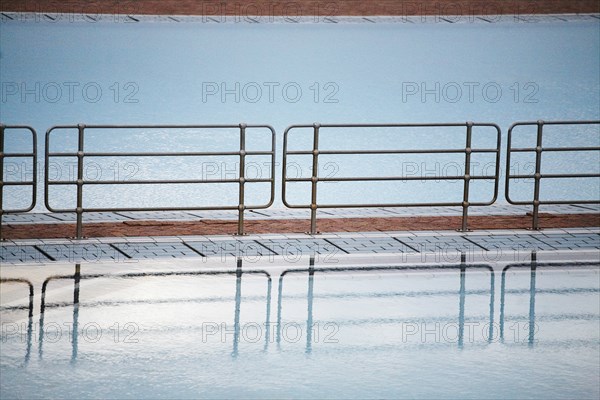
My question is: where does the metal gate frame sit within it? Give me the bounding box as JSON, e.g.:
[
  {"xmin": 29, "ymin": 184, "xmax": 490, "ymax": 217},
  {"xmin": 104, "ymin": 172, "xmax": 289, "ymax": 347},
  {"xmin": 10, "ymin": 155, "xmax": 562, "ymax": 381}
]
[
  {"xmin": 282, "ymin": 122, "xmax": 502, "ymax": 234},
  {"xmin": 0, "ymin": 124, "xmax": 37, "ymax": 234},
  {"xmin": 45, "ymin": 124, "xmax": 276, "ymax": 238},
  {"xmin": 505, "ymin": 120, "xmax": 600, "ymax": 229}
]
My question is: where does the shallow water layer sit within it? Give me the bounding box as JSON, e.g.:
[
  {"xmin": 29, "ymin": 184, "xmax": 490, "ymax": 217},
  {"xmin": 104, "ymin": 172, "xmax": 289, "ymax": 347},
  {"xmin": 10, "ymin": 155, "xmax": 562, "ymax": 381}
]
[{"xmin": 1, "ymin": 261, "xmax": 599, "ymax": 399}]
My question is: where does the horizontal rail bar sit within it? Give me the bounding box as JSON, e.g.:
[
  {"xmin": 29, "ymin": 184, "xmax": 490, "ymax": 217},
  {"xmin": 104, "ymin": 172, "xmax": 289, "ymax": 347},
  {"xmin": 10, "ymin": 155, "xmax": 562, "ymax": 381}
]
[
  {"xmin": 286, "ymin": 175, "xmax": 496, "ymax": 182},
  {"xmin": 286, "ymin": 148, "xmax": 498, "ymax": 155},
  {"xmin": 2, "ymin": 181, "xmax": 35, "ymax": 186},
  {"xmin": 47, "ymin": 124, "xmax": 274, "ymax": 129},
  {"xmin": 47, "ymin": 178, "xmax": 273, "ymax": 185},
  {"xmin": 287, "ymin": 122, "xmax": 499, "ymax": 128},
  {"xmin": 0, "ymin": 153, "xmax": 36, "ymax": 158},
  {"xmin": 499, "ymin": 199, "xmax": 600, "ymax": 206},
  {"xmin": 285, "ymin": 201, "xmax": 494, "ymax": 209},
  {"xmin": 509, "ymin": 146, "xmax": 600, "ymax": 152},
  {"xmin": 508, "ymin": 120, "xmax": 600, "ymax": 126},
  {"xmin": 47, "ymin": 151, "xmax": 273, "ymax": 157},
  {"xmin": 48, "ymin": 203, "xmax": 273, "ymax": 213},
  {"xmin": 508, "ymin": 173, "xmax": 600, "ymax": 179}
]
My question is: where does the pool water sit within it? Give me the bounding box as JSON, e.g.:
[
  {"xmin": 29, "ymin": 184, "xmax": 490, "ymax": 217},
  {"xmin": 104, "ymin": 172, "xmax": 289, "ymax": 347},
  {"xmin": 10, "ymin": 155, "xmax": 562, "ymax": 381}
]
[
  {"xmin": 1, "ymin": 19, "xmax": 599, "ymax": 211},
  {"xmin": 1, "ymin": 260, "xmax": 599, "ymax": 399}
]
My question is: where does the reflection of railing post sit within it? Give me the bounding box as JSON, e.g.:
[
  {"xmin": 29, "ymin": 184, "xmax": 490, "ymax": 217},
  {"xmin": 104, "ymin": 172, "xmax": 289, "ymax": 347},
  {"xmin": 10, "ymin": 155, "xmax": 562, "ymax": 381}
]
[
  {"xmin": 232, "ymin": 258, "xmax": 242, "ymax": 358},
  {"xmin": 72, "ymin": 264, "xmax": 81, "ymax": 363},
  {"xmin": 237, "ymin": 123, "xmax": 247, "ymax": 236},
  {"xmin": 306, "ymin": 257, "xmax": 315, "ymax": 354},
  {"xmin": 488, "ymin": 269, "xmax": 495, "ymax": 343},
  {"xmin": 0, "ymin": 279, "xmax": 34, "ymax": 364},
  {"xmin": 528, "ymin": 252, "xmax": 537, "ymax": 347},
  {"xmin": 0, "ymin": 124, "xmax": 5, "ymax": 232},
  {"xmin": 458, "ymin": 253, "xmax": 466, "ymax": 348},
  {"xmin": 310, "ymin": 123, "xmax": 320, "ymax": 235},
  {"xmin": 532, "ymin": 121, "xmax": 544, "ymax": 230},
  {"xmin": 263, "ymin": 275, "xmax": 272, "ymax": 352},
  {"xmin": 75, "ymin": 124, "xmax": 85, "ymax": 239},
  {"xmin": 276, "ymin": 271, "xmax": 287, "ymax": 349},
  {"xmin": 460, "ymin": 122, "xmax": 473, "ymax": 232}
]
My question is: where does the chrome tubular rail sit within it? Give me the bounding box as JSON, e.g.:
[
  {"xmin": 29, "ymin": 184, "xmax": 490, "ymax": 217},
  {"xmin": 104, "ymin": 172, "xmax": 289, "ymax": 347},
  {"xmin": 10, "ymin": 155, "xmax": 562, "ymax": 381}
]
[
  {"xmin": 282, "ymin": 122, "xmax": 502, "ymax": 234},
  {"xmin": 505, "ymin": 120, "xmax": 600, "ymax": 230},
  {"xmin": 45, "ymin": 124, "xmax": 276, "ymax": 238},
  {"xmin": 0, "ymin": 124, "xmax": 37, "ymax": 234}
]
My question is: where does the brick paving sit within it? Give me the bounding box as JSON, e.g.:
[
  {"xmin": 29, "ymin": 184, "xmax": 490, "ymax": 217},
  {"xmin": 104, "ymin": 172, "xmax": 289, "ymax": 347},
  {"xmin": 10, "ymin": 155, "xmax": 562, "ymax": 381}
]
[
  {"xmin": 2, "ymin": 1, "xmax": 598, "ymax": 16},
  {"xmin": 4, "ymin": 204, "xmax": 598, "ymax": 225},
  {"xmin": 2, "ymin": 212, "xmax": 598, "ymax": 240}
]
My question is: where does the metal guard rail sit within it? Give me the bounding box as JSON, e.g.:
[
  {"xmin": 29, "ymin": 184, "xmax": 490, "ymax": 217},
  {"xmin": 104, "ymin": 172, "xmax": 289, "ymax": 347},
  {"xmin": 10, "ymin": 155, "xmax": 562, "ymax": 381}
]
[
  {"xmin": 0, "ymin": 124, "xmax": 37, "ymax": 230},
  {"xmin": 505, "ymin": 120, "xmax": 600, "ymax": 230},
  {"xmin": 282, "ymin": 122, "xmax": 502, "ymax": 234},
  {"xmin": 45, "ymin": 124, "xmax": 276, "ymax": 238}
]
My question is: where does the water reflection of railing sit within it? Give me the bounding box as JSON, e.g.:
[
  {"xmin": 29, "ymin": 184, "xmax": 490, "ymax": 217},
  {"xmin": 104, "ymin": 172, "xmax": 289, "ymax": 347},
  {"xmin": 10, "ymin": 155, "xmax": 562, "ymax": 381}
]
[
  {"xmin": 37, "ymin": 260, "xmax": 272, "ymax": 361},
  {"xmin": 499, "ymin": 257, "xmax": 600, "ymax": 346},
  {"xmin": 276, "ymin": 257, "xmax": 496, "ymax": 352},
  {"xmin": 0, "ymin": 278, "xmax": 34, "ymax": 364},
  {"xmin": 4, "ymin": 259, "xmax": 600, "ymax": 365}
]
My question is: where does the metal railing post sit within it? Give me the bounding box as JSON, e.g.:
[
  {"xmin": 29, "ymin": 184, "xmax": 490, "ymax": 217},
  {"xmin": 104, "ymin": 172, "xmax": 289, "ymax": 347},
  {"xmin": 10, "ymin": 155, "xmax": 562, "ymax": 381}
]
[
  {"xmin": 237, "ymin": 123, "xmax": 246, "ymax": 235},
  {"xmin": 0, "ymin": 124, "xmax": 5, "ymax": 232},
  {"xmin": 460, "ymin": 122, "xmax": 473, "ymax": 232},
  {"xmin": 532, "ymin": 120, "xmax": 544, "ymax": 230},
  {"xmin": 75, "ymin": 124, "xmax": 85, "ymax": 239},
  {"xmin": 310, "ymin": 123, "xmax": 320, "ymax": 235}
]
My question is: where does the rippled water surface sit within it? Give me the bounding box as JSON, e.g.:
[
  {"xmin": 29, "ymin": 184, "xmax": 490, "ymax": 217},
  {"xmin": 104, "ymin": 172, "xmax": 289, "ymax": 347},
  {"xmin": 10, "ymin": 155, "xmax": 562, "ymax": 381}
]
[
  {"xmin": 1, "ymin": 20, "xmax": 599, "ymax": 210},
  {"xmin": 1, "ymin": 261, "xmax": 599, "ymax": 399}
]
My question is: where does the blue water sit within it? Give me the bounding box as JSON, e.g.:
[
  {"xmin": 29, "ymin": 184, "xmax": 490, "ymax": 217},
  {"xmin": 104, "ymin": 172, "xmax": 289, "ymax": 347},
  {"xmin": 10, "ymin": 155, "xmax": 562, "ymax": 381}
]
[
  {"xmin": 1, "ymin": 19, "xmax": 599, "ymax": 211},
  {"xmin": 1, "ymin": 262, "xmax": 599, "ymax": 398}
]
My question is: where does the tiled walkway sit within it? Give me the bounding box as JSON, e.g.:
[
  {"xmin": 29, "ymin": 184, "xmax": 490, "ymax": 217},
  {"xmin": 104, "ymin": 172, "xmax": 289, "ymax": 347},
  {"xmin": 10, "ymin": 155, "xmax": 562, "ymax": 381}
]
[{"xmin": 2, "ymin": 228, "xmax": 598, "ymax": 264}]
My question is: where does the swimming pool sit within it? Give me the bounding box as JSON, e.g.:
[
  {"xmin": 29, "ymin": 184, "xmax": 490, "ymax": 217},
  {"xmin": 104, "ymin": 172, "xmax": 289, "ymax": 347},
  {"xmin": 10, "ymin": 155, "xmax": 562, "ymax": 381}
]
[
  {"xmin": 1, "ymin": 18, "xmax": 599, "ymax": 211},
  {"xmin": 1, "ymin": 257, "xmax": 598, "ymax": 398}
]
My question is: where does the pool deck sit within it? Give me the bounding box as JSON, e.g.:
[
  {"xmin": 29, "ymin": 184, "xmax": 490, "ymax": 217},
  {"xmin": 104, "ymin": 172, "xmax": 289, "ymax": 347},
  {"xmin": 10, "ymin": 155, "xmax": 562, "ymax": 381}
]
[
  {"xmin": 2, "ymin": 227, "xmax": 598, "ymax": 265},
  {"xmin": 2, "ymin": 204, "xmax": 599, "ymax": 265}
]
